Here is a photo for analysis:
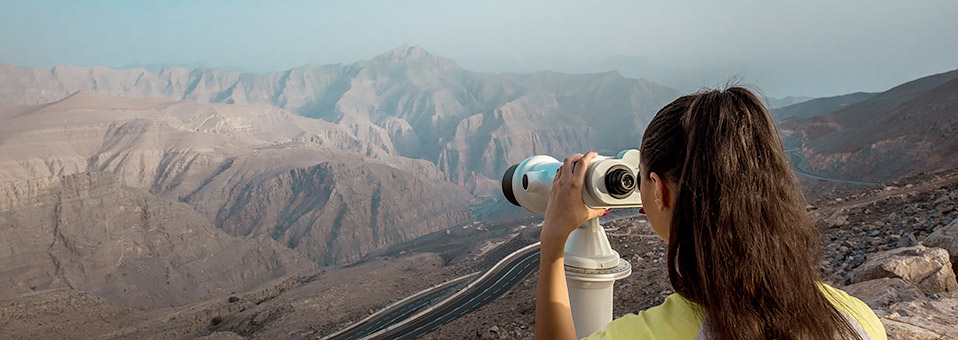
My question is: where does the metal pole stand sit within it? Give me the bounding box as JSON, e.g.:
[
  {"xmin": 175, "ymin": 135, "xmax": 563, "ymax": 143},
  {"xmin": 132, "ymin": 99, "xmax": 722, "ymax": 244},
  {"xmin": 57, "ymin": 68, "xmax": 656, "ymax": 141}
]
[{"xmin": 563, "ymin": 217, "xmax": 632, "ymax": 339}]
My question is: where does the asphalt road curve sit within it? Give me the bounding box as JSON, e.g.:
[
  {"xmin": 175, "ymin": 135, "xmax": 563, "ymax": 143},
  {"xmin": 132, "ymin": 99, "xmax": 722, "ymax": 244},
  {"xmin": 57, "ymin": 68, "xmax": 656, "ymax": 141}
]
[
  {"xmin": 360, "ymin": 244, "xmax": 541, "ymax": 340},
  {"xmin": 326, "ymin": 280, "xmax": 467, "ymax": 340},
  {"xmin": 785, "ymin": 150, "xmax": 878, "ymax": 185}
]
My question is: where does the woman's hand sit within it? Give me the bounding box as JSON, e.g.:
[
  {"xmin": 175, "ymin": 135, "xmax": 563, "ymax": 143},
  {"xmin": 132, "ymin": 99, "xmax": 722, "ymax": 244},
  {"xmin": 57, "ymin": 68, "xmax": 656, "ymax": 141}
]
[{"xmin": 541, "ymin": 152, "xmax": 607, "ymax": 244}]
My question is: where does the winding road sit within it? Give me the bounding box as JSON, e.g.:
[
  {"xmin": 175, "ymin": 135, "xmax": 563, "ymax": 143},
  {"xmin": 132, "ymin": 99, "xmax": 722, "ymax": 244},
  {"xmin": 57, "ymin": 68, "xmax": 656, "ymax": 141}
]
[
  {"xmin": 322, "ymin": 243, "xmax": 542, "ymax": 340},
  {"xmin": 323, "ymin": 274, "xmax": 476, "ymax": 340},
  {"xmin": 785, "ymin": 149, "xmax": 878, "ymax": 185}
]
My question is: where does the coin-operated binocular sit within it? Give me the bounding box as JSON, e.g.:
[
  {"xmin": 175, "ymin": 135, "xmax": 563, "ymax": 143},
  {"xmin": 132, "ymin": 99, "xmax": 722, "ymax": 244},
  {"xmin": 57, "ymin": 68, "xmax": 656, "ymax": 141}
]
[{"xmin": 502, "ymin": 149, "xmax": 639, "ymax": 339}]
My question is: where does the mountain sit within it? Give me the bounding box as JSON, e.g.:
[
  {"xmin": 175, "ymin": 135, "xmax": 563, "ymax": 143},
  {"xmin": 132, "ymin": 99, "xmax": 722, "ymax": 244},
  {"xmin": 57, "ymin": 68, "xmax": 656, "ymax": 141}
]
[
  {"xmin": 0, "ymin": 172, "xmax": 316, "ymax": 308},
  {"xmin": 0, "ymin": 91, "xmax": 473, "ymax": 266},
  {"xmin": 0, "ymin": 45, "xmax": 682, "ymax": 195},
  {"xmin": 766, "ymin": 95, "xmax": 814, "ymax": 109},
  {"xmin": 779, "ymin": 69, "xmax": 958, "ymax": 182},
  {"xmin": 772, "ymin": 92, "xmax": 877, "ymax": 122}
]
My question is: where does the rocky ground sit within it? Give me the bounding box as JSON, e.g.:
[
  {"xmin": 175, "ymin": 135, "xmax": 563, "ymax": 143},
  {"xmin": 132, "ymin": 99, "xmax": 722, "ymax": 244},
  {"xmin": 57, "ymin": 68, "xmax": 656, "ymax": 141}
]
[{"xmin": 815, "ymin": 169, "xmax": 958, "ymax": 286}]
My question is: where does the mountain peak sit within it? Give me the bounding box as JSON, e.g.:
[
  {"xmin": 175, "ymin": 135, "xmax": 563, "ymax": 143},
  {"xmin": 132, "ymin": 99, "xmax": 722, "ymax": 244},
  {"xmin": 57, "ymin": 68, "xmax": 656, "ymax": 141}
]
[
  {"xmin": 365, "ymin": 45, "xmax": 460, "ymax": 70},
  {"xmin": 378, "ymin": 45, "xmax": 431, "ymax": 60}
]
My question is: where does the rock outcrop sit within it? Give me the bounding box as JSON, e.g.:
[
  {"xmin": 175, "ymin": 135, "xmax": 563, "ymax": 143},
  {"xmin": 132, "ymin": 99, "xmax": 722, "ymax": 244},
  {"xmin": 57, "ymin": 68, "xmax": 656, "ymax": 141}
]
[
  {"xmin": 843, "ymin": 278, "xmax": 926, "ymax": 308},
  {"xmin": 923, "ymin": 218, "xmax": 958, "ymax": 274},
  {"xmin": 850, "ymin": 245, "xmax": 957, "ymax": 295},
  {"xmin": 210, "ymin": 160, "xmax": 471, "ymax": 265},
  {"xmin": 0, "ymin": 172, "xmax": 316, "ymax": 308},
  {"xmin": 877, "ymin": 292, "xmax": 958, "ymax": 340}
]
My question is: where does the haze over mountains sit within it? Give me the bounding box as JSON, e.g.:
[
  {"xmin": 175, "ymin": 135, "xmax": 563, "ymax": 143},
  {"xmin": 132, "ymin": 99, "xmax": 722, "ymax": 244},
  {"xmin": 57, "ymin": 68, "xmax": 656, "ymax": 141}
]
[{"xmin": 0, "ymin": 46, "xmax": 684, "ymax": 309}]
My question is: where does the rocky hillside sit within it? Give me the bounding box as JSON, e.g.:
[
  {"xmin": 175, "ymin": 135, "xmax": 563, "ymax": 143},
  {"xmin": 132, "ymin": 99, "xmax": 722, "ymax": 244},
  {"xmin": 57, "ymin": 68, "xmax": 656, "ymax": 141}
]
[
  {"xmin": 0, "ymin": 45, "xmax": 681, "ymax": 194},
  {"xmin": 0, "ymin": 172, "xmax": 316, "ymax": 308},
  {"xmin": 779, "ymin": 69, "xmax": 958, "ymax": 183},
  {"xmin": 0, "ymin": 252, "xmax": 462, "ymax": 340},
  {"xmin": 0, "ymin": 91, "xmax": 473, "ymax": 266}
]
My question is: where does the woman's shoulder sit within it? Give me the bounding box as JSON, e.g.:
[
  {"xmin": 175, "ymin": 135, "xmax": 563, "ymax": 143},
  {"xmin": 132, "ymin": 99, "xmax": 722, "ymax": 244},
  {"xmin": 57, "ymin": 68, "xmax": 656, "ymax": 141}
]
[
  {"xmin": 818, "ymin": 282, "xmax": 888, "ymax": 340},
  {"xmin": 583, "ymin": 293, "xmax": 703, "ymax": 340}
]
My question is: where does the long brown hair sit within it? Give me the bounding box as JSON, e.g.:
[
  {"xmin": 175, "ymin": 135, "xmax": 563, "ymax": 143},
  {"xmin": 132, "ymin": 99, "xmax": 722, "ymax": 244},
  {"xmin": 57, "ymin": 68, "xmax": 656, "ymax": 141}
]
[{"xmin": 640, "ymin": 87, "xmax": 860, "ymax": 339}]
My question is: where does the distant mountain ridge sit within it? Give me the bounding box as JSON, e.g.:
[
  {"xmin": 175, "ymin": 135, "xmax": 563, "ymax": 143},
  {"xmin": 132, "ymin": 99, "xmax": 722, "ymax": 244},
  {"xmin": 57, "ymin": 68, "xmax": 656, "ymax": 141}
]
[
  {"xmin": 772, "ymin": 92, "xmax": 877, "ymax": 122},
  {"xmin": 0, "ymin": 45, "xmax": 682, "ymax": 195},
  {"xmin": 766, "ymin": 95, "xmax": 813, "ymax": 109}
]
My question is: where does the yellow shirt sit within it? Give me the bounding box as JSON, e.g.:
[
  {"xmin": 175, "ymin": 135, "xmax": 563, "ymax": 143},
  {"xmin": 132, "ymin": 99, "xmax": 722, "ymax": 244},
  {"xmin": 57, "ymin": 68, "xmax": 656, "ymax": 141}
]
[{"xmin": 583, "ymin": 283, "xmax": 886, "ymax": 340}]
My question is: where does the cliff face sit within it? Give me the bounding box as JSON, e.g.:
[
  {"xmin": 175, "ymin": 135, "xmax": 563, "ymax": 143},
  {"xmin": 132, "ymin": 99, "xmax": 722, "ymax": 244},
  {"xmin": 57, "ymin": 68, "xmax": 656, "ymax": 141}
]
[
  {"xmin": 0, "ymin": 172, "xmax": 316, "ymax": 308},
  {"xmin": 0, "ymin": 46, "xmax": 681, "ymax": 195},
  {"xmin": 212, "ymin": 161, "xmax": 470, "ymax": 265},
  {"xmin": 0, "ymin": 91, "xmax": 473, "ymax": 266}
]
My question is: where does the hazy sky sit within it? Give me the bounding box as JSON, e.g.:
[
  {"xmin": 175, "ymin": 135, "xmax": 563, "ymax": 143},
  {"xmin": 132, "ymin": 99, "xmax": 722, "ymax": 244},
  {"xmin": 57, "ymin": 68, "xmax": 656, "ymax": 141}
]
[{"xmin": 1, "ymin": 0, "xmax": 956, "ymax": 97}]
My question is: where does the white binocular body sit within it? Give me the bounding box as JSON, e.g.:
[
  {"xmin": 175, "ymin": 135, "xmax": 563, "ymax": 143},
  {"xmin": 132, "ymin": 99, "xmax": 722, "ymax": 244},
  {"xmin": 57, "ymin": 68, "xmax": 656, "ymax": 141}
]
[{"xmin": 501, "ymin": 149, "xmax": 643, "ymax": 213}]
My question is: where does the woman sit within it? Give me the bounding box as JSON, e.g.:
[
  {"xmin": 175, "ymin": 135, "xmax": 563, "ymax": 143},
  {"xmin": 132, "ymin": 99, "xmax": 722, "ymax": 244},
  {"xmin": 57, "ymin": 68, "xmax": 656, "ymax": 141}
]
[{"xmin": 535, "ymin": 87, "xmax": 885, "ymax": 340}]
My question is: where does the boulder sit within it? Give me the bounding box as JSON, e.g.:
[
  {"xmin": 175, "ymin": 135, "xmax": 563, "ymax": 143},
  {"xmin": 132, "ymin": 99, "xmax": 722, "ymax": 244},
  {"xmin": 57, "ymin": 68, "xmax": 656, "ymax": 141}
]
[
  {"xmin": 843, "ymin": 278, "xmax": 925, "ymax": 308},
  {"xmin": 825, "ymin": 210, "xmax": 849, "ymax": 227},
  {"xmin": 879, "ymin": 293, "xmax": 958, "ymax": 340},
  {"xmin": 923, "ymin": 218, "xmax": 958, "ymax": 274},
  {"xmin": 850, "ymin": 245, "xmax": 958, "ymax": 295}
]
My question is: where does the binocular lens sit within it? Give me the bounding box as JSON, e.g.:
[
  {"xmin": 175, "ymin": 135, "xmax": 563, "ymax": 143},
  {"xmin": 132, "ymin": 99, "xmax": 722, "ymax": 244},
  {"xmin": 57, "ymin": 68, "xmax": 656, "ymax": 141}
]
[
  {"xmin": 605, "ymin": 166, "xmax": 636, "ymax": 199},
  {"xmin": 621, "ymin": 174, "xmax": 634, "ymax": 188},
  {"xmin": 502, "ymin": 164, "xmax": 521, "ymax": 206}
]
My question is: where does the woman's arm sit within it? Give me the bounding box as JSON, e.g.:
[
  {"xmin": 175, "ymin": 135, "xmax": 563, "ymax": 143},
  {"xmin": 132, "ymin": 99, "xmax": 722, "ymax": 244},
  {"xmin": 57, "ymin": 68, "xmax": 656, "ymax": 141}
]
[
  {"xmin": 535, "ymin": 152, "xmax": 605, "ymax": 340},
  {"xmin": 536, "ymin": 227, "xmax": 577, "ymax": 339}
]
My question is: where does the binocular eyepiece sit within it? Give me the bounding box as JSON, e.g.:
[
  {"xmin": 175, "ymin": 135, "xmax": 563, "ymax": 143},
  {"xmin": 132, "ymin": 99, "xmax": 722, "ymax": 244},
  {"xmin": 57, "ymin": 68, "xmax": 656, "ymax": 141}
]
[{"xmin": 501, "ymin": 149, "xmax": 643, "ymax": 214}]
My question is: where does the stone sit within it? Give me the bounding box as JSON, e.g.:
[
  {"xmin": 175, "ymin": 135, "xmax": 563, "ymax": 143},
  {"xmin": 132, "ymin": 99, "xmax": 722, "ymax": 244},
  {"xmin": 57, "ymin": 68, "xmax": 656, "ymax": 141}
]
[
  {"xmin": 932, "ymin": 195, "xmax": 950, "ymax": 208},
  {"xmin": 843, "ymin": 278, "xmax": 925, "ymax": 308},
  {"xmin": 850, "ymin": 245, "xmax": 958, "ymax": 295},
  {"xmin": 923, "ymin": 218, "xmax": 958, "ymax": 274},
  {"xmin": 480, "ymin": 325, "xmax": 501, "ymax": 340},
  {"xmin": 882, "ymin": 319, "xmax": 943, "ymax": 340},
  {"xmin": 896, "ymin": 233, "xmax": 918, "ymax": 248},
  {"xmin": 826, "ymin": 212, "xmax": 848, "ymax": 227}
]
